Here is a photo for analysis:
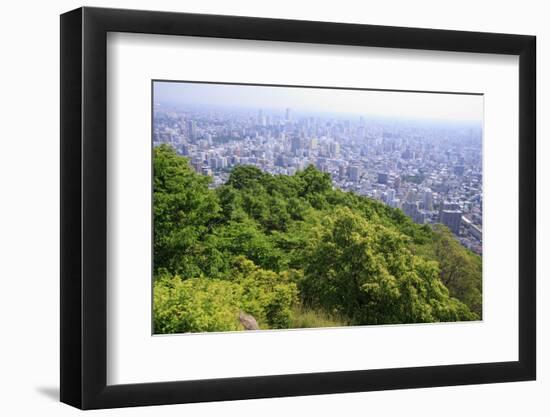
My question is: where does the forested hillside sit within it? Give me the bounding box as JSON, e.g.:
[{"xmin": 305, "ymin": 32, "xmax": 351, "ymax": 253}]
[{"xmin": 153, "ymin": 145, "xmax": 482, "ymax": 333}]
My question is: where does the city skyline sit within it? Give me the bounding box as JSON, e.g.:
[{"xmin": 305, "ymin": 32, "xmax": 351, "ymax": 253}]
[
  {"xmin": 153, "ymin": 81, "xmax": 483, "ymax": 255},
  {"xmin": 154, "ymin": 81, "xmax": 484, "ymax": 124}
]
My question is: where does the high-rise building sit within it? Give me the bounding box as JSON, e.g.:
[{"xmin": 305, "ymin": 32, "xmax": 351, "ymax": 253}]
[
  {"xmin": 349, "ymin": 166, "xmax": 360, "ymax": 182},
  {"xmin": 275, "ymin": 155, "xmax": 285, "ymax": 167},
  {"xmin": 339, "ymin": 165, "xmax": 347, "ymax": 179},
  {"xmin": 440, "ymin": 210, "xmax": 462, "ymax": 234},
  {"xmin": 309, "ymin": 137, "xmax": 318, "ymax": 150},
  {"xmin": 402, "ymin": 201, "xmax": 426, "ymax": 224},
  {"xmin": 439, "ymin": 201, "xmax": 460, "ymax": 223},
  {"xmin": 258, "ymin": 109, "xmax": 266, "ymax": 126},
  {"xmin": 187, "ymin": 120, "xmax": 197, "ymax": 141},
  {"xmin": 386, "ymin": 189, "xmax": 396, "ymax": 204},
  {"xmin": 285, "ymin": 108, "xmax": 291, "ymax": 122},
  {"xmin": 191, "ymin": 159, "xmax": 203, "ymax": 173},
  {"xmin": 402, "ymin": 148, "xmax": 414, "ymax": 160},
  {"xmin": 405, "ymin": 190, "xmax": 417, "ymax": 203},
  {"xmin": 290, "ymin": 136, "xmax": 302, "ymax": 154},
  {"xmin": 414, "ymin": 210, "xmax": 427, "ymax": 224},
  {"xmin": 179, "ymin": 144, "xmax": 190, "ymax": 156},
  {"xmin": 377, "ymin": 172, "xmax": 389, "ymax": 184},
  {"xmin": 329, "ymin": 142, "xmax": 340, "ymax": 157},
  {"xmin": 393, "ymin": 176, "xmax": 401, "ymax": 191},
  {"xmin": 403, "ymin": 201, "xmax": 418, "ymax": 218},
  {"xmin": 423, "ymin": 189, "xmax": 433, "ymax": 211},
  {"xmin": 389, "ymin": 198, "xmax": 400, "ymax": 209}
]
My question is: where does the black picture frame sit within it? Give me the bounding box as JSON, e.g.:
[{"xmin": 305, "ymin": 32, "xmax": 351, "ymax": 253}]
[{"xmin": 60, "ymin": 6, "xmax": 536, "ymax": 410}]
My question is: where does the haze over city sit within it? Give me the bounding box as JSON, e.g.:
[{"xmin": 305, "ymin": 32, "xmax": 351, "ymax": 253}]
[
  {"xmin": 154, "ymin": 81, "xmax": 484, "ymax": 123},
  {"xmin": 153, "ymin": 81, "xmax": 483, "ymax": 254}
]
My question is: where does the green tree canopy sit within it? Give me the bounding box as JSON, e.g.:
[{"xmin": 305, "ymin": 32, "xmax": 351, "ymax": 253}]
[
  {"xmin": 152, "ymin": 147, "xmax": 482, "ymax": 333},
  {"xmin": 153, "ymin": 145, "xmax": 221, "ymax": 277},
  {"xmin": 300, "ymin": 207, "xmax": 477, "ymax": 324}
]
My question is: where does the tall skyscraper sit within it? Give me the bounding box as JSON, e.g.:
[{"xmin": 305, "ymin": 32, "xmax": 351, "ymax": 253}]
[
  {"xmin": 423, "ymin": 189, "xmax": 433, "ymax": 211},
  {"xmin": 309, "ymin": 137, "xmax": 318, "ymax": 150},
  {"xmin": 377, "ymin": 172, "xmax": 389, "ymax": 185},
  {"xmin": 441, "ymin": 210, "xmax": 462, "ymax": 234},
  {"xmin": 258, "ymin": 109, "xmax": 266, "ymax": 126},
  {"xmin": 405, "ymin": 190, "xmax": 417, "ymax": 203},
  {"xmin": 339, "ymin": 164, "xmax": 347, "ymax": 179},
  {"xmin": 440, "ymin": 201, "xmax": 460, "ymax": 219},
  {"xmin": 403, "ymin": 201, "xmax": 417, "ymax": 218},
  {"xmin": 386, "ymin": 189, "xmax": 396, "ymax": 205},
  {"xmin": 290, "ymin": 136, "xmax": 302, "ymax": 155},
  {"xmin": 329, "ymin": 142, "xmax": 340, "ymax": 157},
  {"xmin": 349, "ymin": 166, "xmax": 360, "ymax": 182},
  {"xmin": 393, "ymin": 176, "xmax": 401, "ymax": 191},
  {"xmin": 187, "ymin": 120, "xmax": 197, "ymax": 141}
]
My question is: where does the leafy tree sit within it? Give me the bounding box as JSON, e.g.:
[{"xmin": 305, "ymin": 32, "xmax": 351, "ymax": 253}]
[
  {"xmin": 225, "ymin": 165, "xmax": 266, "ymax": 190},
  {"xmin": 153, "ymin": 145, "xmax": 220, "ymax": 277},
  {"xmin": 431, "ymin": 224, "xmax": 483, "ymax": 316},
  {"xmin": 300, "ymin": 207, "xmax": 477, "ymax": 324},
  {"xmin": 152, "ymin": 149, "xmax": 482, "ymax": 333},
  {"xmin": 219, "ymin": 173, "xmax": 292, "ymax": 232},
  {"xmin": 213, "ymin": 219, "xmax": 287, "ymax": 271},
  {"xmin": 153, "ymin": 259, "xmax": 299, "ymax": 333},
  {"xmin": 296, "ymin": 165, "xmax": 333, "ymax": 196},
  {"xmin": 154, "ymin": 274, "xmax": 243, "ymax": 333},
  {"xmin": 228, "ymin": 257, "xmax": 299, "ymax": 329}
]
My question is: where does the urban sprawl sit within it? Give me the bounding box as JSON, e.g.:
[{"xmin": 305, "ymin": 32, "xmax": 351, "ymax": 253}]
[{"xmin": 153, "ymin": 105, "xmax": 483, "ymax": 255}]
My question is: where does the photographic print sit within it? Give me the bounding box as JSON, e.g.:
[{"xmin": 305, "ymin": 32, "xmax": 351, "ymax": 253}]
[{"xmin": 152, "ymin": 81, "xmax": 483, "ymax": 335}]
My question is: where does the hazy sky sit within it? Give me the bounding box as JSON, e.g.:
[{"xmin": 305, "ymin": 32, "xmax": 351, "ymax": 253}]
[{"xmin": 154, "ymin": 81, "xmax": 483, "ymax": 123}]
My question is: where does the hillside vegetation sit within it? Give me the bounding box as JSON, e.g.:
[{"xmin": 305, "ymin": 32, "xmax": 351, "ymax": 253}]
[{"xmin": 153, "ymin": 145, "xmax": 482, "ymax": 333}]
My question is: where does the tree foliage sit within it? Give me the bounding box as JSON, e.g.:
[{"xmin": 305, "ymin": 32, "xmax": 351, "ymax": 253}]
[
  {"xmin": 154, "ymin": 274, "xmax": 243, "ymax": 334},
  {"xmin": 152, "ymin": 146, "xmax": 482, "ymax": 333},
  {"xmin": 300, "ymin": 208, "xmax": 476, "ymax": 324},
  {"xmin": 153, "ymin": 258, "xmax": 298, "ymax": 333},
  {"xmin": 431, "ymin": 224, "xmax": 482, "ymax": 316},
  {"xmin": 153, "ymin": 144, "xmax": 221, "ymax": 278}
]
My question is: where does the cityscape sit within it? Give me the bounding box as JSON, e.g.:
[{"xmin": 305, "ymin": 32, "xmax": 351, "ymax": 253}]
[{"xmin": 153, "ymin": 82, "xmax": 483, "ymax": 255}]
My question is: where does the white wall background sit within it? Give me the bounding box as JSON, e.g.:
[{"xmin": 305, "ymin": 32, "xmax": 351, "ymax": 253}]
[{"xmin": 0, "ymin": 0, "xmax": 546, "ymax": 415}]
